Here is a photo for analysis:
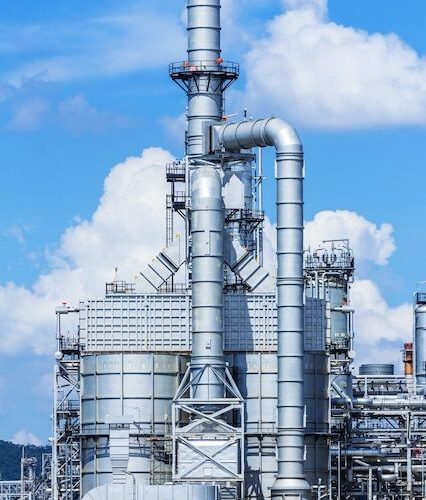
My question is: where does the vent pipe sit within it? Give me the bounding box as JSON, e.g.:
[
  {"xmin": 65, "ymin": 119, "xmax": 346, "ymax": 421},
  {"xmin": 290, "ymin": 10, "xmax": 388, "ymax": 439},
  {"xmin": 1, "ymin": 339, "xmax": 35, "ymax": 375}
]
[
  {"xmin": 213, "ymin": 117, "xmax": 311, "ymax": 499},
  {"xmin": 186, "ymin": 0, "xmax": 223, "ymax": 157}
]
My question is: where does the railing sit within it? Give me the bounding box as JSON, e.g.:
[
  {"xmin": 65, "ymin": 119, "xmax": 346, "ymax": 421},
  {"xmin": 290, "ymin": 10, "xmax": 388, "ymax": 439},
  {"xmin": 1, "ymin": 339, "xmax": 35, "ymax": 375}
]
[
  {"xmin": 158, "ymin": 283, "xmax": 188, "ymax": 294},
  {"xmin": 166, "ymin": 162, "xmax": 186, "ymax": 180},
  {"xmin": 59, "ymin": 336, "xmax": 80, "ymax": 352},
  {"xmin": 225, "ymin": 208, "xmax": 264, "ymax": 223},
  {"xmin": 57, "ymin": 400, "xmax": 80, "ymax": 412},
  {"xmin": 169, "ymin": 60, "xmax": 239, "ymax": 77},
  {"xmin": 105, "ymin": 281, "xmax": 135, "ymax": 295},
  {"xmin": 305, "ymin": 251, "xmax": 354, "ymax": 271}
]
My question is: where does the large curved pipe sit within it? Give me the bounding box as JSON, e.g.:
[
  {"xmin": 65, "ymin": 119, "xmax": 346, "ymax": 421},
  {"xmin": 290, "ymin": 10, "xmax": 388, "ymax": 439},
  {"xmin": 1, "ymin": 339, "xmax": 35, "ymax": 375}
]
[{"xmin": 215, "ymin": 117, "xmax": 310, "ymax": 499}]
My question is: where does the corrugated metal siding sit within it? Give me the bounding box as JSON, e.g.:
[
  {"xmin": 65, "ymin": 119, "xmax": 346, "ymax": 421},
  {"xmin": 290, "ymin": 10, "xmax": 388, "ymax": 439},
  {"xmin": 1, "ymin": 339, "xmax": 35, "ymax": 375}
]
[{"xmin": 79, "ymin": 294, "xmax": 326, "ymax": 353}]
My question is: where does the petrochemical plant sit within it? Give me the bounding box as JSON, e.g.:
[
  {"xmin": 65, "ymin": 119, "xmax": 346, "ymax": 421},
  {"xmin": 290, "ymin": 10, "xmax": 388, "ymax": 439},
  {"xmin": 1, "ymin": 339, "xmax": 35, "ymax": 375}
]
[{"xmin": 1, "ymin": 1, "xmax": 426, "ymax": 499}]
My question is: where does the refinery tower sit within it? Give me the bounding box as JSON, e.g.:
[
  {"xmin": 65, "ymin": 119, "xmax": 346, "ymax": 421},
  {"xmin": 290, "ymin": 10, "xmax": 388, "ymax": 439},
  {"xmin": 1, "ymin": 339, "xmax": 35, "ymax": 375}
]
[{"xmin": 46, "ymin": 1, "xmax": 426, "ymax": 500}]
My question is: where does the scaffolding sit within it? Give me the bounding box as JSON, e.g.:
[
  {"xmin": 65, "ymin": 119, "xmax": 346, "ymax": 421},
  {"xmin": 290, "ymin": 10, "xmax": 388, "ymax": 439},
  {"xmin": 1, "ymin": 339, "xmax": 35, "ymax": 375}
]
[{"xmin": 52, "ymin": 306, "xmax": 81, "ymax": 500}]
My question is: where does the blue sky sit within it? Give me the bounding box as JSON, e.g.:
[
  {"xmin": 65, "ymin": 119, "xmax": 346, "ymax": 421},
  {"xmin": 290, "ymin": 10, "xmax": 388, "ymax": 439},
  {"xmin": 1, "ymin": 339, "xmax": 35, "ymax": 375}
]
[{"xmin": 0, "ymin": 0, "xmax": 426, "ymax": 443}]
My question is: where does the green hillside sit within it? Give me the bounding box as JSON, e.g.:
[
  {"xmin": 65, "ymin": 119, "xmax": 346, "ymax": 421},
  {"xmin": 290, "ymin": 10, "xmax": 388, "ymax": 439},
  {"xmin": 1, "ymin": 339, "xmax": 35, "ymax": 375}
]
[{"xmin": 0, "ymin": 440, "xmax": 51, "ymax": 481}]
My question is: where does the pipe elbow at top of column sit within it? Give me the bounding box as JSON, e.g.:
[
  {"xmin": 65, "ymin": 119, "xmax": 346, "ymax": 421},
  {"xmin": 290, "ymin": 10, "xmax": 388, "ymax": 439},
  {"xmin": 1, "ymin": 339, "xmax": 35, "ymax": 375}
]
[{"xmin": 213, "ymin": 117, "xmax": 302, "ymax": 155}]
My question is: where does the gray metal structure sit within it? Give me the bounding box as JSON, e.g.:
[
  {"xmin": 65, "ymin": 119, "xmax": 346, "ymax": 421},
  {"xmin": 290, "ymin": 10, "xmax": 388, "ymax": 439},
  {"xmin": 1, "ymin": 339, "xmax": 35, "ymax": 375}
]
[
  {"xmin": 46, "ymin": 1, "xmax": 426, "ymax": 500},
  {"xmin": 0, "ymin": 451, "xmax": 52, "ymax": 500},
  {"xmin": 415, "ymin": 293, "xmax": 426, "ymax": 386}
]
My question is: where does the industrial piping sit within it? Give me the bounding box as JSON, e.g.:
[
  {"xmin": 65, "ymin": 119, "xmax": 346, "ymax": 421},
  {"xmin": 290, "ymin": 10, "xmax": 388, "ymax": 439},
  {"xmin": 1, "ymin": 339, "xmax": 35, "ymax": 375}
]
[
  {"xmin": 214, "ymin": 117, "xmax": 311, "ymax": 499},
  {"xmin": 186, "ymin": 0, "xmax": 223, "ymax": 157},
  {"xmin": 190, "ymin": 166, "xmax": 225, "ymax": 400},
  {"xmin": 185, "ymin": 0, "xmax": 226, "ymax": 399}
]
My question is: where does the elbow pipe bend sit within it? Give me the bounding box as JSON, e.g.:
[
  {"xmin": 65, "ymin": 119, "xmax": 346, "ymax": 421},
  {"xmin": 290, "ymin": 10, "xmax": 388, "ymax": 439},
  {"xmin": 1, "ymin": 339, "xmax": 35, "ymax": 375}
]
[{"xmin": 215, "ymin": 117, "xmax": 302, "ymax": 154}]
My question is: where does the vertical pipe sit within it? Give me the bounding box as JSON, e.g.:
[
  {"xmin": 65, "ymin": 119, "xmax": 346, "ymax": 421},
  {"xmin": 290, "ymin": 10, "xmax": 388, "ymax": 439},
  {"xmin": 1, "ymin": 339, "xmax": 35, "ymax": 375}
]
[
  {"xmin": 185, "ymin": 2, "xmax": 226, "ymax": 401},
  {"xmin": 190, "ymin": 167, "xmax": 225, "ymax": 400},
  {"xmin": 187, "ymin": 0, "xmax": 223, "ymax": 157},
  {"xmin": 368, "ymin": 468, "xmax": 373, "ymax": 500},
  {"xmin": 273, "ymin": 142, "xmax": 310, "ymax": 499}
]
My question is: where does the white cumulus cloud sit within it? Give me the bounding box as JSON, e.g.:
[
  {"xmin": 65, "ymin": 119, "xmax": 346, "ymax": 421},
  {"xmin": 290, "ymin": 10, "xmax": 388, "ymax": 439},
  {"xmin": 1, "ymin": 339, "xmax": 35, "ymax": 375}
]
[
  {"xmin": 351, "ymin": 279, "xmax": 412, "ymax": 369},
  {"xmin": 263, "ymin": 208, "xmax": 410, "ymax": 367},
  {"xmin": 263, "ymin": 209, "xmax": 396, "ymax": 274},
  {"xmin": 305, "ymin": 210, "xmax": 395, "ymax": 266},
  {"xmin": 242, "ymin": 0, "xmax": 426, "ymax": 128},
  {"xmin": 0, "ymin": 147, "xmax": 172, "ymax": 355},
  {"xmin": 11, "ymin": 430, "xmax": 43, "ymax": 446},
  {"xmin": 351, "ymin": 279, "xmax": 412, "ymax": 347}
]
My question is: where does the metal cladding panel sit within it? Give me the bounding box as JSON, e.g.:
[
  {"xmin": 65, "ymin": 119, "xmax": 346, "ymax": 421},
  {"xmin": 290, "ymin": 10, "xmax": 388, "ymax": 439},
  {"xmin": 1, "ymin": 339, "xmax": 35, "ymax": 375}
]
[
  {"xmin": 140, "ymin": 485, "xmax": 219, "ymax": 500},
  {"xmin": 245, "ymin": 437, "xmax": 276, "ymax": 500},
  {"xmin": 79, "ymin": 295, "xmax": 325, "ymax": 353},
  {"xmin": 80, "ymin": 353, "xmax": 184, "ymax": 497},
  {"xmin": 177, "ymin": 439, "xmax": 239, "ymax": 480},
  {"xmin": 304, "ymin": 352, "xmax": 329, "ymax": 434},
  {"xmin": 226, "ymin": 353, "xmax": 277, "ymax": 433},
  {"xmin": 304, "ymin": 298, "xmax": 326, "ymax": 351},
  {"xmin": 328, "ymin": 286, "xmax": 348, "ymax": 342},
  {"xmin": 81, "ymin": 353, "xmax": 182, "ymax": 429},
  {"xmin": 79, "ymin": 295, "xmax": 191, "ymax": 351},
  {"xmin": 304, "ymin": 435, "xmax": 329, "ymax": 488}
]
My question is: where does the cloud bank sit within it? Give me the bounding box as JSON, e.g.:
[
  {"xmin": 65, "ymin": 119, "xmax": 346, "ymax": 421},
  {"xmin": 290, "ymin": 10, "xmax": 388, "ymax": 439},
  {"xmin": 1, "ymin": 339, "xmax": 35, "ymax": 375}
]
[
  {"xmin": 0, "ymin": 148, "xmax": 409, "ymax": 361},
  {"xmin": 10, "ymin": 430, "xmax": 43, "ymax": 446},
  {"xmin": 0, "ymin": 147, "xmax": 171, "ymax": 354},
  {"xmin": 242, "ymin": 0, "xmax": 426, "ymax": 128}
]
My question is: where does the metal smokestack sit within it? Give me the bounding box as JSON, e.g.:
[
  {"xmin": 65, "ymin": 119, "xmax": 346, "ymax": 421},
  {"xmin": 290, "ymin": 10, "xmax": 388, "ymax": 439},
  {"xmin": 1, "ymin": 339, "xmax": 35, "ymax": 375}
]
[
  {"xmin": 170, "ymin": 0, "xmax": 237, "ymax": 401},
  {"xmin": 186, "ymin": 0, "xmax": 225, "ymax": 399},
  {"xmin": 186, "ymin": 0, "xmax": 223, "ymax": 157}
]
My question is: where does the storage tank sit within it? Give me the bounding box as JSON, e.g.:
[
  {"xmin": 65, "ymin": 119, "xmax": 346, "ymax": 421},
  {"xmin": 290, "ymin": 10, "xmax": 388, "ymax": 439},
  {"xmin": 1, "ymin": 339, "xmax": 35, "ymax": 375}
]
[
  {"xmin": 415, "ymin": 293, "xmax": 426, "ymax": 385},
  {"xmin": 359, "ymin": 364, "xmax": 394, "ymax": 376},
  {"xmin": 80, "ymin": 353, "xmax": 186, "ymax": 495}
]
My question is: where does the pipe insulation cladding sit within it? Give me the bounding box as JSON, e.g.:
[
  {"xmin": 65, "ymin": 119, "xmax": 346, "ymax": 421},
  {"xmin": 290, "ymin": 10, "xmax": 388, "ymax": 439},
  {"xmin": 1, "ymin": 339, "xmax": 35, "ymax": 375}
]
[
  {"xmin": 214, "ymin": 117, "xmax": 311, "ymax": 499},
  {"xmin": 186, "ymin": 0, "xmax": 223, "ymax": 157},
  {"xmin": 190, "ymin": 166, "xmax": 225, "ymax": 400}
]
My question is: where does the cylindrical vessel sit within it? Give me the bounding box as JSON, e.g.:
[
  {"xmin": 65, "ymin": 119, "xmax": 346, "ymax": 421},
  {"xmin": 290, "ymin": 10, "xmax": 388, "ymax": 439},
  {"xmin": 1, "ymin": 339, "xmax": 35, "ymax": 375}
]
[
  {"xmin": 187, "ymin": 0, "xmax": 223, "ymax": 157},
  {"xmin": 415, "ymin": 299, "xmax": 426, "ymax": 385},
  {"xmin": 80, "ymin": 353, "xmax": 185, "ymax": 495},
  {"xmin": 190, "ymin": 167, "xmax": 225, "ymax": 400},
  {"xmin": 328, "ymin": 286, "xmax": 349, "ymax": 344},
  {"xmin": 359, "ymin": 364, "xmax": 394, "ymax": 376}
]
